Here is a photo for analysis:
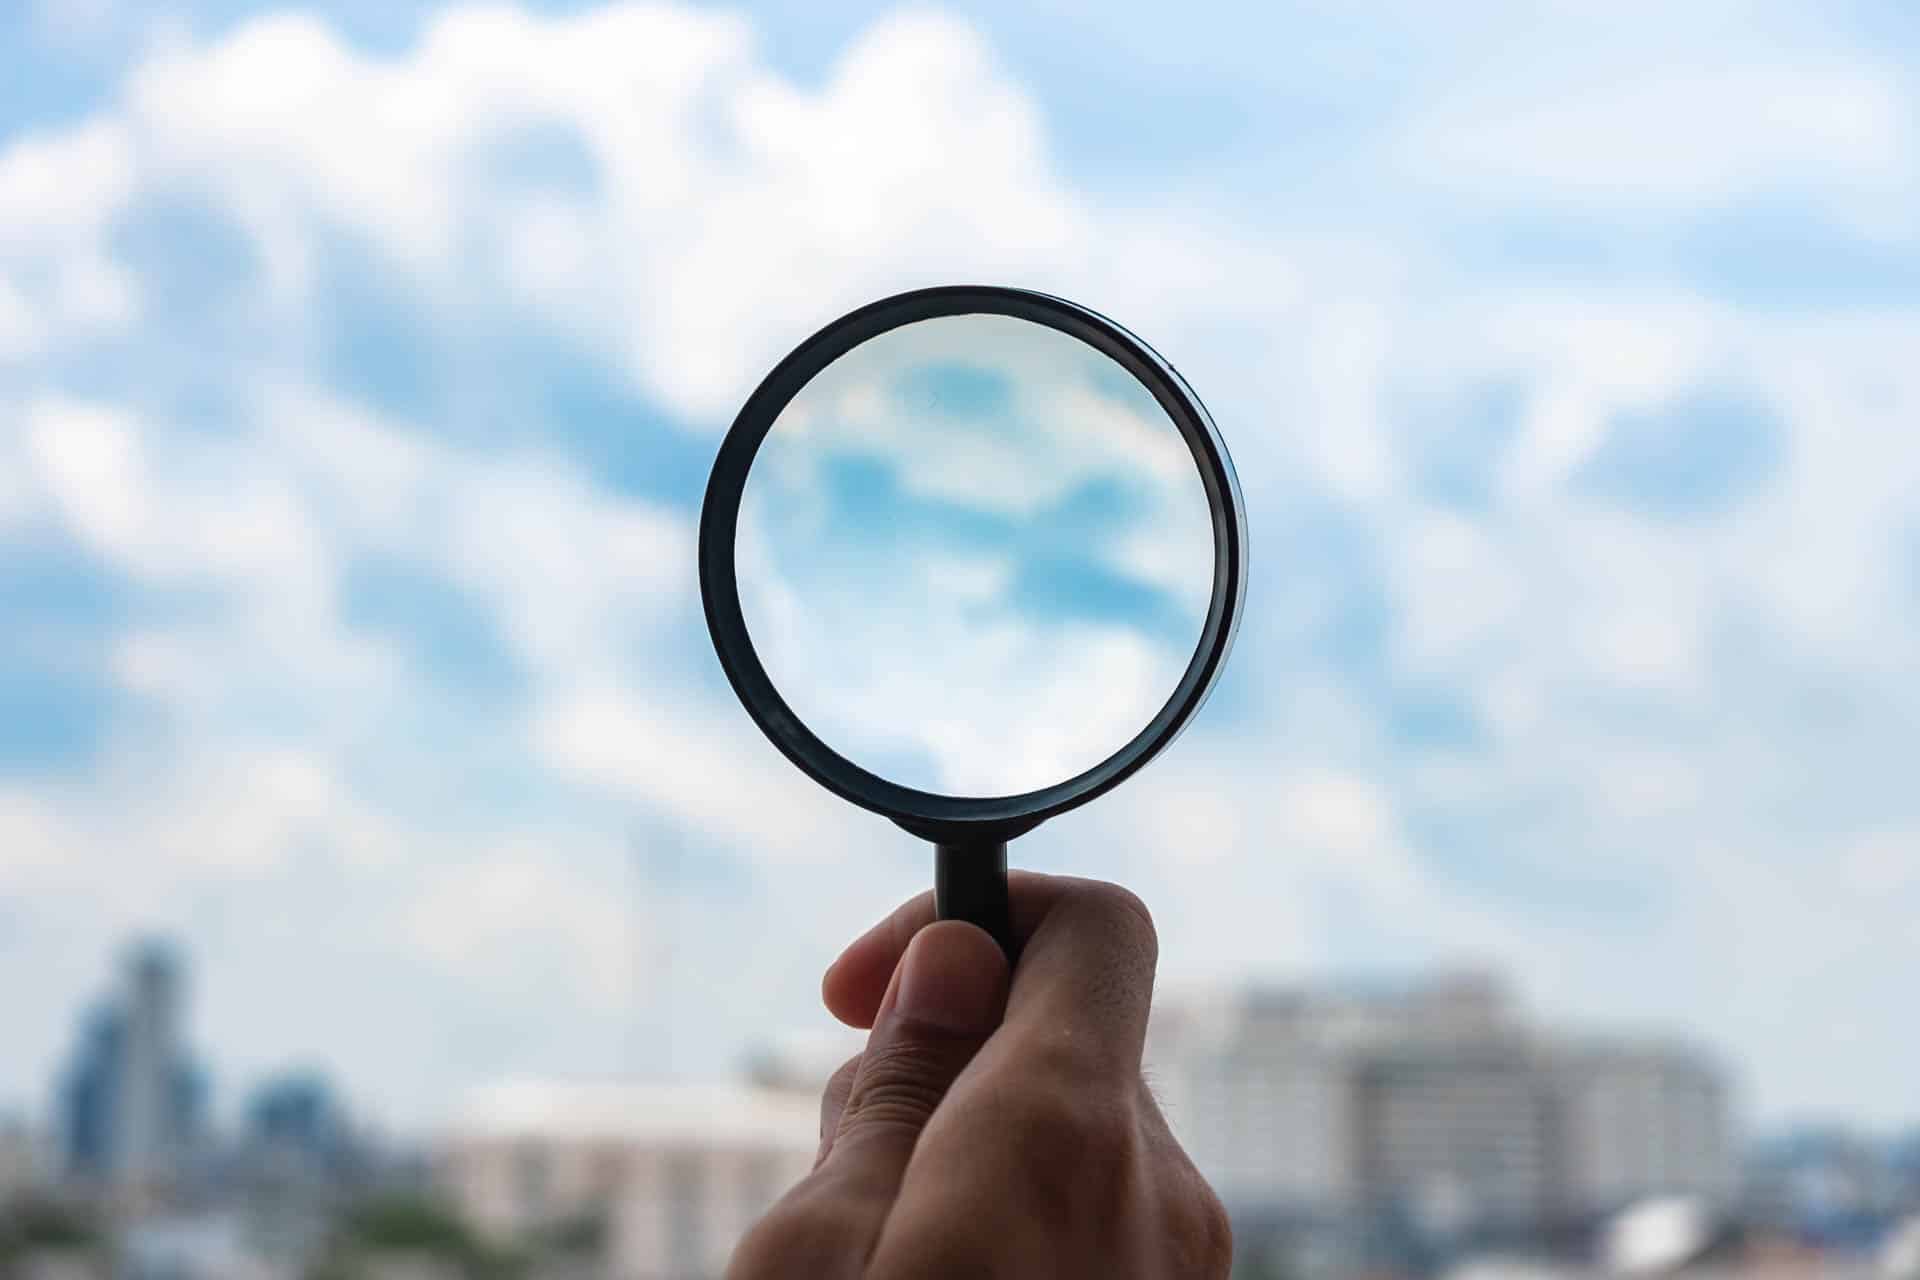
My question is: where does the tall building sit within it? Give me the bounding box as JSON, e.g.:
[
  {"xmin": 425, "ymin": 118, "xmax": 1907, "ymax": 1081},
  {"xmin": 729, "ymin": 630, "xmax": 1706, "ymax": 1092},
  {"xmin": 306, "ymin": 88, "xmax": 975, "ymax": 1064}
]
[
  {"xmin": 60, "ymin": 1005, "xmax": 125, "ymax": 1181},
  {"xmin": 55, "ymin": 939, "xmax": 205, "ymax": 1196},
  {"xmin": 119, "ymin": 942, "xmax": 182, "ymax": 1189},
  {"xmin": 1145, "ymin": 973, "xmax": 1732, "ymax": 1246},
  {"xmin": 246, "ymin": 1072, "xmax": 352, "ymax": 1173}
]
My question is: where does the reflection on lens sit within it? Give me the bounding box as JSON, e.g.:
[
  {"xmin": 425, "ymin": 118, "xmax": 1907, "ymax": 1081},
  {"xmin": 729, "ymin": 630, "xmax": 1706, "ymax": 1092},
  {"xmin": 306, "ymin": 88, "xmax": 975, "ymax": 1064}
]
[{"xmin": 736, "ymin": 313, "xmax": 1213, "ymax": 798}]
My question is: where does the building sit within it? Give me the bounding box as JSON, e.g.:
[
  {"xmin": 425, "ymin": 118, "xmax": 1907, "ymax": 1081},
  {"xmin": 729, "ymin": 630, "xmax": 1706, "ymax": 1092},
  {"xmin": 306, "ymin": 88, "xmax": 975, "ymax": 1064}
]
[
  {"xmin": 244, "ymin": 1072, "xmax": 353, "ymax": 1174},
  {"xmin": 228, "ymin": 1071, "xmax": 369, "ymax": 1270},
  {"xmin": 1, "ymin": 1112, "xmax": 44, "ymax": 1201},
  {"xmin": 1356, "ymin": 1042, "xmax": 1557, "ymax": 1236},
  {"xmin": 1556, "ymin": 1042, "xmax": 1732, "ymax": 1217},
  {"xmin": 1146, "ymin": 974, "xmax": 1518, "ymax": 1219},
  {"xmin": 119, "ymin": 944, "xmax": 184, "ymax": 1190},
  {"xmin": 54, "ymin": 939, "xmax": 205, "ymax": 1198},
  {"xmin": 440, "ymin": 1080, "xmax": 818, "ymax": 1279},
  {"xmin": 1743, "ymin": 1129, "xmax": 1913, "ymax": 1248},
  {"xmin": 1145, "ymin": 973, "xmax": 1733, "ymax": 1249},
  {"xmin": 59, "ymin": 1006, "xmax": 124, "ymax": 1181}
]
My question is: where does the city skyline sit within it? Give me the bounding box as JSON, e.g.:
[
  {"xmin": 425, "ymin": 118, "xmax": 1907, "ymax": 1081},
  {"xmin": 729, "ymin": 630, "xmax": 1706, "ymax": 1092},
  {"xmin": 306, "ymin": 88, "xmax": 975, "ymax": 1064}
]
[
  {"xmin": 14, "ymin": 933, "xmax": 1919, "ymax": 1151},
  {"xmin": 7, "ymin": 931, "xmax": 1919, "ymax": 1278},
  {"xmin": 3, "ymin": 0, "xmax": 1919, "ymax": 1133},
  {"xmin": 39, "ymin": 939, "xmax": 364, "ymax": 1157}
]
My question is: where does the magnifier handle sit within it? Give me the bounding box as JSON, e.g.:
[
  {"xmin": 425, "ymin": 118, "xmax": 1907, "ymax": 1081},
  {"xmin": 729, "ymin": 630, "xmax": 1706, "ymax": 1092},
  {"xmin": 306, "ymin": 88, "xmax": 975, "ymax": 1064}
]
[{"xmin": 934, "ymin": 840, "xmax": 1014, "ymax": 960}]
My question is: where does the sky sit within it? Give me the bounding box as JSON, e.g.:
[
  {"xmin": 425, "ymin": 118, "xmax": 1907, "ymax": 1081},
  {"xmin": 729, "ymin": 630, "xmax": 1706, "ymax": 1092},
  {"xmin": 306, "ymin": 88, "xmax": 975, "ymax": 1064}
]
[{"xmin": 0, "ymin": 0, "xmax": 1917, "ymax": 1137}]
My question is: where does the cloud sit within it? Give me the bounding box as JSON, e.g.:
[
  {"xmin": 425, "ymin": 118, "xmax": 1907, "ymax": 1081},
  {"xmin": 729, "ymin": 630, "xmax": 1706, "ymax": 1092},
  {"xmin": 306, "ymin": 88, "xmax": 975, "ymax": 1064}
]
[
  {"xmin": 0, "ymin": 119, "xmax": 139, "ymax": 353},
  {"xmin": 528, "ymin": 682, "xmax": 857, "ymax": 860},
  {"xmin": 1393, "ymin": 53, "xmax": 1917, "ymax": 228},
  {"xmin": 76, "ymin": 4, "xmax": 1094, "ymax": 427},
  {"xmin": 408, "ymin": 844, "xmax": 636, "ymax": 1009}
]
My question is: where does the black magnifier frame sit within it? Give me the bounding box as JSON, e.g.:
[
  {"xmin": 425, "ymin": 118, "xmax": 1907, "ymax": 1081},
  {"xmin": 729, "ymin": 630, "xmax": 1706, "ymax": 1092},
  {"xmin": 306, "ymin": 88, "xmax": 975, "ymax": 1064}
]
[{"xmin": 699, "ymin": 285, "xmax": 1246, "ymax": 956}]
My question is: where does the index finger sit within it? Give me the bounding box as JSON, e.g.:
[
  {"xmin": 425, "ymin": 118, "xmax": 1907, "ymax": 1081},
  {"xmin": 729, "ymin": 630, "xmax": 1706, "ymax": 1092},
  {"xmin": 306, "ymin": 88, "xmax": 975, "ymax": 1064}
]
[
  {"xmin": 823, "ymin": 870, "xmax": 1053, "ymax": 1028},
  {"xmin": 824, "ymin": 873, "xmax": 1160, "ymax": 1084},
  {"xmin": 993, "ymin": 876, "xmax": 1160, "ymax": 1084}
]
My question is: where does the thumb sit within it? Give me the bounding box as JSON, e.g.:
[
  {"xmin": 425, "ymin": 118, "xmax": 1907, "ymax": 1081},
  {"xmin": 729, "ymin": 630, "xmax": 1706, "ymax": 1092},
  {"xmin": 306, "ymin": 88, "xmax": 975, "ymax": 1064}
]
[
  {"xmin": 727, "ymin": 923, "xmax": 1008, "ymax": 1278},
  {"xmin": 818, "ymin": 919, "xmax": 1010, "ymax": 1185}
]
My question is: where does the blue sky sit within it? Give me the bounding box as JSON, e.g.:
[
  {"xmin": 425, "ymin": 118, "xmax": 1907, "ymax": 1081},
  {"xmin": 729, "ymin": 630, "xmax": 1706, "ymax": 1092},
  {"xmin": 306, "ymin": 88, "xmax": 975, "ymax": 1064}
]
[{"xmin": 1, "ymin": 0, "xmax": 1917, "ymax": 1136}]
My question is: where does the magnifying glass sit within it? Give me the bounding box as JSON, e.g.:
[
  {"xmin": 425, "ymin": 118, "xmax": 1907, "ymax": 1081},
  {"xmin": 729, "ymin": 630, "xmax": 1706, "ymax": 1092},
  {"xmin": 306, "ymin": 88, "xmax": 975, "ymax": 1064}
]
[{"xmin": 699, "ymin": 286, "xmax": 1245, "ymax": 956}]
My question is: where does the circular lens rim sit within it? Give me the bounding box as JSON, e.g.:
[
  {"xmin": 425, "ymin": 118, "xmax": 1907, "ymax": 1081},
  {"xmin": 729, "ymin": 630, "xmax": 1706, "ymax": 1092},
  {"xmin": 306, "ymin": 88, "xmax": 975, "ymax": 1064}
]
[{"xmin": 699, "ymin": 285, "xmax": 1246, "ymax": 843}]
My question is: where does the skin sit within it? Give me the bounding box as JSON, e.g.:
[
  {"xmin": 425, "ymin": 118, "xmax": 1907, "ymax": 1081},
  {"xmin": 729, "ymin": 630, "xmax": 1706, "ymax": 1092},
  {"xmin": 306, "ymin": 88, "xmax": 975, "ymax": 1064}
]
[{"xmin": 727, "ymin": 872, "xmax": 1233, "ymax": 1280}]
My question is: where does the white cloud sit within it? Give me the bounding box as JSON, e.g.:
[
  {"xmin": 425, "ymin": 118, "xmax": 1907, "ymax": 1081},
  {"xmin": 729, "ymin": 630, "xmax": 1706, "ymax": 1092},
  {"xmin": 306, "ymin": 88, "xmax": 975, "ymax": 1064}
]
[
  {"xmin": 25, "ymin": 395, "xmax": 335, "ymax": 610},
  {"xmin": 0, "ymin": 118, "xmax": 135, "ymax": 245},
  {"xmin": 1398, "ymin": 59, "xmax": 1918, "ymax": 225},
  {"xmin": 0, "ymin": 789, "xmax": 67, "ymax": 886},
  {"xmin": 409, "ymin": 844, "xmax": 636, "ymax": 1009},
  {"xmin": 27, "ymin": 398, "xmax": 147, "ymax": 561},
  {"xmin": 70, "ymin": 3, "xmax": 1091, "ymax": 424},
  {"xmin": 0, "ymin": 118, "xmax": 139, "ymax": 343},
  {"xmin": 529, "ymin": 683, "xmax": 854, "ymax": 859}
]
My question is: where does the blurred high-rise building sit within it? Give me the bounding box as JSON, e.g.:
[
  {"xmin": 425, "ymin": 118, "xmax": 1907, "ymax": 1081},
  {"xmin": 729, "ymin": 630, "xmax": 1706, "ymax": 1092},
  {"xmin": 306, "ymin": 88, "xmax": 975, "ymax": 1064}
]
[
  {"xmin": 120, "ymin": 943, "xmax": 182, "ymax": 1190},
  {"xmin": 59, "ymin": 1006, "xmax": 124, "ymax": 1182},
  {"xmin": 244, "ymin": 1072, "xmax": 352, "ymax": 1174},
  {"xmin": 1146, "ymin": 973, "xmax": 1733, "ymax": 1247},
  {"xmin": 234, "ymin": 1071, "xmax": 367, "ymax": 1269},
  {"xmin": 54, "ymin": 939, "xmax": 205, "ymax": 1199}
]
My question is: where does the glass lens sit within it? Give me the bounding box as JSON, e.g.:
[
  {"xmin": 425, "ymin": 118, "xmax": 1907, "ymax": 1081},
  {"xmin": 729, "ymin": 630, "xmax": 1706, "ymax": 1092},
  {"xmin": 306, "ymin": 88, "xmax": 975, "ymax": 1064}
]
[{"xmin": 736, "ymin": 312, "xmax": 1213, "ymax": 798}]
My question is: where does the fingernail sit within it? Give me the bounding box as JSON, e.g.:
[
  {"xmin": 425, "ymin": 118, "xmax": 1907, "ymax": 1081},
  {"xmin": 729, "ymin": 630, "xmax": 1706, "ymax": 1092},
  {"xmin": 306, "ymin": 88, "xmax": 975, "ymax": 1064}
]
[{"xmin": 894, "ymin": 921, "xmax": 1009, "ymax": 1036}]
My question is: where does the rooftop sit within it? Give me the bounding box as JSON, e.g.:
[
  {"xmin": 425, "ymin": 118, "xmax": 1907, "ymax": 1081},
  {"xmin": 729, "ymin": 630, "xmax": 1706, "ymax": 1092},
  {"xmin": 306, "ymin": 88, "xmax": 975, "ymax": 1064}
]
[{"xmin": 442, "ymin": 1080, "xmax": 818, "ymax": 1151}]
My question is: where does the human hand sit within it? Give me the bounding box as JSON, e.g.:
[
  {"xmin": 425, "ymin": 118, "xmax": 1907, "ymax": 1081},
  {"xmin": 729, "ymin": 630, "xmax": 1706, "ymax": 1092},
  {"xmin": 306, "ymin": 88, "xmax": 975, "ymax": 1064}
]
[{"xmin": 727, "ymin": 873, "xmax": 1231, "ymax": 1280}]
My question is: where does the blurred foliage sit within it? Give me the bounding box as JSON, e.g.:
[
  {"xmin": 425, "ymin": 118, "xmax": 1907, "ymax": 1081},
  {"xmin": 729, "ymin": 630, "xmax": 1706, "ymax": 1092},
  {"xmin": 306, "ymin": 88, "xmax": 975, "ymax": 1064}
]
[
  {"xmin": 1234, "ymin": 1248, "xmax": 1295, "ymax": 1280},
  {"xmin": 0, "ymin": 1197, "xmax": 103, "ymax": 1266},
  {"xmin": 305, "ymin": 1193, "xmax": 525, "ymax": 1280},
  {"xmin": 536, "ymin": 1210, "xmax": 605, "ymax": 1257}
]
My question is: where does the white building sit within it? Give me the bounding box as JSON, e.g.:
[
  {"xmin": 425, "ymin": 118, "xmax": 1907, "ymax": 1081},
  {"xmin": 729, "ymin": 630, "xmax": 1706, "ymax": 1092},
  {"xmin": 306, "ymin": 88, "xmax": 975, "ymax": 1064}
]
[
  {"xmin": 1147, "ymin": 974, "xmax": 1518, "ymax": 1216},
  {"xmin": 1356, "ymin": 1045, "xmax": 1556, "ymax": 1232},
  {"xmin": 1555, "ymin": 1043, "xmax": 1733, "ymax": 1213},
  {"xmin": 440, "ymin": 1080, "xmax": 819, "ymax": 1280},
  {"xmin": 1146, "ymin": 974, "xmax": 1732, "ymax": 1235},
  {"xmin": 1147, "ymin": 997, "xmax": 1358, "ymax": 1209}
]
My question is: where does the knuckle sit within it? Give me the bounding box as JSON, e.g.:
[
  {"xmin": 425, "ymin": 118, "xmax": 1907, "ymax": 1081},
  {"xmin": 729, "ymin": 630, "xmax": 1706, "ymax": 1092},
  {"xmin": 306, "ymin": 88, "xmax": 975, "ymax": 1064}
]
[
  {"xmin": 727, "ymin": 1194, "xmax": 867, "ymax": 1278},
  {"xmin": 818, "ymin": 1055, "xmax": 861, "ymax": 1131},
  {"xmin": 840, "ymin": 1040, "xmax": 959, "ymax": 1135},
  {"xmin": 998, "ymin": 1081, "xmax": 1141, "ymax": 1216},
  {"xmin": 1094, "ymin": 881, "xmax": 1156, "ymax": 932},
  {"xmin": 1080, "ymin": 882, "xmax": 1160, "ymax": 962},
  {"xmin": 1171, "ymin": 1181, "xmax": 1234, "ymax": 1279},
  {"xmin": 1137, "ymin": 1111, "xmax": 1233, "ymax": 1276},
  {"xmin": 1025, "ymin": 1025, "xmax": 1138, "ymax": 1102},
  {"xmin": 870, "ymin": 1228, "xmax": 1008, "ymax": 1280},
  {"xmin": 825, "ymin": 1053, "xmax": 862, "ymax": 1095}
]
